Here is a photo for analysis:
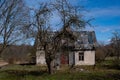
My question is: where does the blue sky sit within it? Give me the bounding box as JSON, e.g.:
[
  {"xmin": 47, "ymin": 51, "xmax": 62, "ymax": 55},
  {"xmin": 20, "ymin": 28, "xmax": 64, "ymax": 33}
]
[
  {"xmin": 25, "ymin": 0, "xmax": 120, "ymax": 44},
  {"xmin": 82, "ymin": 0, "xmax": 120, "ymax": 43}
]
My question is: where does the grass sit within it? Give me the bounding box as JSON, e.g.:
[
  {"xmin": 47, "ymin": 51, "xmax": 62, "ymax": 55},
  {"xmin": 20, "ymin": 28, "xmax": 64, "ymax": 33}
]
[
  {"xmin": 0, "ymin": 68, "xmax": 120, "ymax": 80},
  {"xmin": 0, "ymin": 60, "xmax": 120, "ymax": 80}
]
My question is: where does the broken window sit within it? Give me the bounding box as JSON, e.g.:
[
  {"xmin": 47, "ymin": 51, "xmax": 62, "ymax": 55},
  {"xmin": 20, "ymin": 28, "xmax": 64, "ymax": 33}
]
[{"xmin": 79, "ymin": 52, "xmax": 84, "ymax": 61}]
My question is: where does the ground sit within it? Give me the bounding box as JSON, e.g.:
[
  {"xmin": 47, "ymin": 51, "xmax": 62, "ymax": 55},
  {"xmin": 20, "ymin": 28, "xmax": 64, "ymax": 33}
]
[
  {"xmin": 0, "ymin": 59, "xmax": 120, "ymax": 80},
  {"xmin": 0, "ymin": 58, "xmax": 8, "ymax": 67}
]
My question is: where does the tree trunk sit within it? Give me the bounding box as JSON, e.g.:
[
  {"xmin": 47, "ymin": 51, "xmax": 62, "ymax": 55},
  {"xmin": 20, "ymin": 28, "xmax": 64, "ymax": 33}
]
[{"xmin": 46, "ymin": 59, "xmax": 55, "ymax": 74}]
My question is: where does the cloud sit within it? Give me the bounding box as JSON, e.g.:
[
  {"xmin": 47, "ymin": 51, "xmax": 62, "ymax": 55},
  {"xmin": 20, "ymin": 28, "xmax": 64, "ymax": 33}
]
[
  {"xmin": 94, "ymin": 25, "xmax": 120, "ymax": 33},
  {"xmin": 84, "ymin": 6, "xmax": 120, "ymax": 18}
]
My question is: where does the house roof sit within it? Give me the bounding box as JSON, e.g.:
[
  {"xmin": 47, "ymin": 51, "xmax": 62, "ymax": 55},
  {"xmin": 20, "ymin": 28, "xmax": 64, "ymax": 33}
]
[
  {"xmin": 73, "ymin": 31, "xmax": 97, "ymax": 50},
  {"xmin": 54, "ymin": 28, "xmax": 97, "ymax": 50},
  {"xmin": 37, "ymin": 29, "xmax": 97, "ymax": 50}
]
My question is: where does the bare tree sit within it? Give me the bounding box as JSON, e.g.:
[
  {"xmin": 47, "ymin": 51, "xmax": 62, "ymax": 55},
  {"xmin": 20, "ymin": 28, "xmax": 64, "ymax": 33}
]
[
  {"xmin": 0, "ymin": 0, "xmax": 30, "ymax": 55},
  {"xmin": 111, "ymin": 31, "xmax": 120, "ymax": 60},
  {"xmin": 33, "ymin": 3, "xmax": 57, "ymax": 74},
  {"xmin": 96, "ymin": 41, "xmax": 111, "ymax": 63},
  {"xmin": 53, "ymin": 0, "xmax": 87, "ymax": 30},
  {"xmin": 29, "ymin": 0, "xmax": 88, "ymax": 74},
  {"xmin": 108, "ymin": 31, "xmax": 120, "ymax": 68},
  {"xmin": 0, "ymin": 0, "xmax": 6, "ymax": 35}
]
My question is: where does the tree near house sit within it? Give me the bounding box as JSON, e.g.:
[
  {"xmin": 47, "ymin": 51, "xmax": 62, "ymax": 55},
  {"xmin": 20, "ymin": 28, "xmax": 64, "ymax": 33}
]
[
  {"xmin": 0, "ymin": 0, "xmax": 30, "ymax": 56},
  {"xmin": 33, "ymin": 3, "xmax": 57, "ymax": 74},
  {"xmin": 27, "ymin": 0, "xmax": 90, "ymax": 74},
  {"xmin": 32, "ymin": 3, "xmax": 60, "ymax": 74}
]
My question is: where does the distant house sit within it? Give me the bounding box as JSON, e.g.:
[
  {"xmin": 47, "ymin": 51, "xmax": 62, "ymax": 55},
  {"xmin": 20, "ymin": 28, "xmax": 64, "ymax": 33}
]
[{"xmin": 36, "ymin": 30, "xmax": 97, "ymax": 66}]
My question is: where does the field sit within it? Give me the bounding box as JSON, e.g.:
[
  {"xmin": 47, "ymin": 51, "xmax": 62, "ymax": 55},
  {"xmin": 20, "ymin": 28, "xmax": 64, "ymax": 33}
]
[{"xmin": 0, "ymin": 60, "xmax": 120, "ymax": 80}]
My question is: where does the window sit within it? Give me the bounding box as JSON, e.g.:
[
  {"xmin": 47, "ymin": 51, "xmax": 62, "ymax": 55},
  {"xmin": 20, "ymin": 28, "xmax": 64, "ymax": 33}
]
[{"xmin": 79, "ymin": 52, "xmax": 84, "ymax": 61}]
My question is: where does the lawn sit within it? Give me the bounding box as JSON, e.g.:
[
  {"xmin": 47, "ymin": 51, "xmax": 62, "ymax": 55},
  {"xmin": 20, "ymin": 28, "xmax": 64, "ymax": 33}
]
[{"xmin": 0, "ymin": 61, "xmax": 120, "ymax": 80}]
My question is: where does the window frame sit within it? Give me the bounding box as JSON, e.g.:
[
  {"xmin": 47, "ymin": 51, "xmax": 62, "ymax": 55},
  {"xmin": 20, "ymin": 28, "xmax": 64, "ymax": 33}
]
[{"xmin": 79, "ymin": 52, "xmax": 84, "ymax": 61}]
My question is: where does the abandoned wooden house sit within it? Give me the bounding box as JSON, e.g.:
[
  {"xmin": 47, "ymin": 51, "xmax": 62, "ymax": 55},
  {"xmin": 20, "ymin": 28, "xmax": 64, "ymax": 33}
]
[{"xmin": 36, "ymin": 30, "xmax": 97, "ymax": 66}]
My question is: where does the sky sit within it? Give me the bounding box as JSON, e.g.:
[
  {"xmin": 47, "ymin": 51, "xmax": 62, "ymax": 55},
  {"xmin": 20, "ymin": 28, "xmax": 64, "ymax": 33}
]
[{"xmin": 25, "ymin": 0, "xmax": 120, "ymax": 44}]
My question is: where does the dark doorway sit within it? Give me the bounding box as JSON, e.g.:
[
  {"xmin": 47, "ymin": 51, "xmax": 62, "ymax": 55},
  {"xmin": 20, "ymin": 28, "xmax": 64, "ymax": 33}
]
[{"xmin": 60, "ymin": 53, "xmax": 69, "ymax": 64}]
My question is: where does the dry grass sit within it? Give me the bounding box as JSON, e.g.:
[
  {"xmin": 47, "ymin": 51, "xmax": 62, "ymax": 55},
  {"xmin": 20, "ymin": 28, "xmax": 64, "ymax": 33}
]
[{"xmin": 0, "ymin": 60, "xmax": 120, "ymax": 80}]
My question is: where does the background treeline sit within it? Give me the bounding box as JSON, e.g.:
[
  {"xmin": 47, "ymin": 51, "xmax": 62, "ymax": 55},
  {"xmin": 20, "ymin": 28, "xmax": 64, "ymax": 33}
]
[{"xmin": 0, "ymin": 44, "xmax": 36, "ymax": 64}]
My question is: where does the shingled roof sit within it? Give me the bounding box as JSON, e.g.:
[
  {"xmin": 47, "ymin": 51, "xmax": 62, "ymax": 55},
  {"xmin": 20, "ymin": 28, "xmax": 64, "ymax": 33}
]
[
  {"xmin": 54, "ymin": 29, "xmax": 97, "ymax": 50},
  {"xmin": 73, "ymin": 31, "xmax": 97, "ymax": 50},
  {"xmin": 36, "ymin": 28, "xmax": 97, "ymax": 51}
]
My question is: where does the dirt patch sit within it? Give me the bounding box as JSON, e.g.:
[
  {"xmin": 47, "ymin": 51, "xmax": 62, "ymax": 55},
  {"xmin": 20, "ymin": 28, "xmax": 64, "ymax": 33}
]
[{"xmin": 0, "ymin": 62, "xmax": 8, "ymax": 67}]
